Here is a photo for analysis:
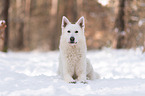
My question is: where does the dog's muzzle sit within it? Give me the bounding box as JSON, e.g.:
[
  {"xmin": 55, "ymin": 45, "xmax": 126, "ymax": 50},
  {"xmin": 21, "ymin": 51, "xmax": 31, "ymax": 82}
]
[{"xmin": 69, "ymin": 37, "xmax": 77, "ymax": 44}]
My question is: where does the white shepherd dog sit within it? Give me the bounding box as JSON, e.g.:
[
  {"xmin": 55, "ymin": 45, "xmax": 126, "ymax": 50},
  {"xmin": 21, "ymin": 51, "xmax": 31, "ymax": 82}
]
[{"xmin": 58, "ymin": 16, "xmax": 100, "ymax": 83}]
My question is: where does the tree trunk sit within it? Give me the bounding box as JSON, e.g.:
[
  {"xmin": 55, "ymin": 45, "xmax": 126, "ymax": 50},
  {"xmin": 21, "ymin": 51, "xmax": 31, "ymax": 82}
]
[
  {"xmin": 15, "ymin": 0, "xmax": 25, "ymax": 50},
  {"xmin": 24, "ymin": 0, "xmax": 31, "ymax": 50},
  {"xmin": 49, "ymin": 0, "xmax": 58, "ymax": 50},
  {"xmin": 113, "ymin": 0, "xmax": 126, "ymax": 49},
  {"xmin": 64, "ymin": 0, "xmax": 77, "ymax": 23},
  {"xmin": 2, "ymin": 0, "xmax": 10, "ymax": 52},
  {"xmin": 77, "ymin": 0, "xmax": 83, "ymax": 17}
]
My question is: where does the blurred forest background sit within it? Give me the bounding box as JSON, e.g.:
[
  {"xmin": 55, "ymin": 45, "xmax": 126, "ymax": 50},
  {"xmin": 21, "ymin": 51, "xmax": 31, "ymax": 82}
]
[{"xmin": 0, "ymin": 0, "xmax": 145, "ymax": 51}]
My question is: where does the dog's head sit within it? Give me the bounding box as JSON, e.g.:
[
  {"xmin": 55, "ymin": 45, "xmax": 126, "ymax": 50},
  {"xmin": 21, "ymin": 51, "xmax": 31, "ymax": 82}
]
[{"xmin": 61, "ymin": 16, "xmax": 85, "ymax": 45}]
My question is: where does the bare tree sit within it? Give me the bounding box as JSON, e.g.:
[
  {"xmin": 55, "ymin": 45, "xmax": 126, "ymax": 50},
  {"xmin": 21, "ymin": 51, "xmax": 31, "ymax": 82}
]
[
  {"xmin": 2, "ymin": 0, "xmax": 10, "ymax": 52},
  {"xmin": 113, "ymin": 0, "xmax": 126, "ymax": 49},
  {"xmin": 15, "ymin": 0, "xmax": 25, "ymax": 50},
  {"xmin": 49, "ymin": 0, "xmax": 58, "ymax": 50},
  {"xmin": 64, "ymin": 0, "xmax": 78, "ymax": 23},
  {"xmin": 24, "ymin": 0, "xmax": 31, "ymax": 49}
]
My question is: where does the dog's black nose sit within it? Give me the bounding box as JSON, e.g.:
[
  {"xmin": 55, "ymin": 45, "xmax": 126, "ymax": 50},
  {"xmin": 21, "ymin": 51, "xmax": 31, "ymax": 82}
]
[{"xmin": 70, "ymin": 37, "xmax": 75, "ymax": 42}]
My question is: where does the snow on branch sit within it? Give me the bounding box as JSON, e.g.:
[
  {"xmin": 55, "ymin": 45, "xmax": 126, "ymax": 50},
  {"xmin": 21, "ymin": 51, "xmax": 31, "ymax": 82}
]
[{"xmin": 0, "ymin": 20, "xmax": 6, "ymax": 40}]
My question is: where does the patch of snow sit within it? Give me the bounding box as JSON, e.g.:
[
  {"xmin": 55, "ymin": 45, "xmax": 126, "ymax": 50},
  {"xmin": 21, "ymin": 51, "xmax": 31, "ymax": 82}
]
[
  {"xmin": 0, "ymin": 20, "xmax": 5, "ymax": 26},
  {"xmin": 131, "ymin": 16, "xmax": 138, "ymax": 21},
  {"xmin": 140, "ymin": 3, "xmax": 145, "ymax": 7},
  {"xmin": 138, "ymin": 19, "xmax": 145, "ymax": 27},
  {"xmin": 114, "ymin": 28, "xmax": 118, "ymax": 33},
  {"xmin": 0, "ymin": 48, "xmax": 145, "ymax": 96},
  {"xmin": 98, "ymin": 0, "xmax": 110, "ymax": 6},
  {"xmin": 120, "ymin": 31, "xmax": 126, "ymax": 36}
]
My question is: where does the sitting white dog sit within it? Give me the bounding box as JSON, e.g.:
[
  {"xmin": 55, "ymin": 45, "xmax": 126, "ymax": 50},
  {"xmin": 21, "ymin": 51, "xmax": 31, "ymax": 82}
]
[{"xmin": 58, "ymin": 16, "xmax": 100, "ymax": 83}]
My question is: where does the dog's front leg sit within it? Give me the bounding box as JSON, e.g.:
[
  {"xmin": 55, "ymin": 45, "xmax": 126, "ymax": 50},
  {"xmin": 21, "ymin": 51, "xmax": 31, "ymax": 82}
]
[
  {"xmin": 63, "ymin": 61, "xmax": 76, "ymax": 83},
  {"xmin": 63, "ymin": 73, "xmax": 76, "ymax": 83},
  {"xmin": 77, "ymin": 60, "xmax": 87, "ymax": 83},
  {"xmin": 78, "ymin": 73, "xmax": 87, "ymax": 84}
]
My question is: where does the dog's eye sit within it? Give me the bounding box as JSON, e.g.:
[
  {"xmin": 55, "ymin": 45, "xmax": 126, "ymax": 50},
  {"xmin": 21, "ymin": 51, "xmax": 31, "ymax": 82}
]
[
  {"xmin": 67, "ymin": 30, "xmax": 70, "ymax": 33},
  {"xmin": 75, "ymin": 31, "xmax": 78, "ymax": 33}
]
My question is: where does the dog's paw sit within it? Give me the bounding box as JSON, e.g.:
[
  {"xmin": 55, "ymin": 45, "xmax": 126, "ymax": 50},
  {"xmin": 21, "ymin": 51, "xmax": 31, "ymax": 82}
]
[
  {"xmin": 69, "ymin": 80, "xmax": 77, "ymax": 84},
  {"xmin": 80, "ymin": 81, "xmax": 88, "ymax": 84},
  {"xmin": 69, "ymin": 81, "xmax": 77, "ymax": 84}
]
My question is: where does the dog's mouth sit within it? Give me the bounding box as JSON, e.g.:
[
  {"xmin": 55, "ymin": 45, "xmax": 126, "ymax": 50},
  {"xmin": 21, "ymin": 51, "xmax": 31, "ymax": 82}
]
[{"xmin": 69, "ymin": 42, "xmax": 77, "ymax": 45}]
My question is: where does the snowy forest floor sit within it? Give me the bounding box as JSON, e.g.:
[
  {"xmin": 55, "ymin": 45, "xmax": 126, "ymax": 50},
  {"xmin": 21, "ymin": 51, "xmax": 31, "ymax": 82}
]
[{"xmin": 0, "ymin": 48, "xmax": 145, "ymax": 96}]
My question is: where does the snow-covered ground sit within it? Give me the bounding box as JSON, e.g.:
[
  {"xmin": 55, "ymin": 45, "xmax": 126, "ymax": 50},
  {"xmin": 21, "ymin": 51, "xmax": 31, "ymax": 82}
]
[{"xmin": 0, "ymin": 48, "xmax": 145, "ymax": 96}]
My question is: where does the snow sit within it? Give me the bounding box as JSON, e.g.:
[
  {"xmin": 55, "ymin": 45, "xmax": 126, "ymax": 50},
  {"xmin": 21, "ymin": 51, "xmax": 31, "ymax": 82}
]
[
  {"xmin": 138, "ymin": 19, "xmax": 145, "ymax": 27},
  {"xmin": 0, "ymin": 20, "xmax": 5, "ymax": 26},
  {"xmin": 0, "ymin": 48, "xmax": 145, "ymax": 96},
  {"xmin": 98, "ymin": 0, "xmax": 110, "ymax": 6}
]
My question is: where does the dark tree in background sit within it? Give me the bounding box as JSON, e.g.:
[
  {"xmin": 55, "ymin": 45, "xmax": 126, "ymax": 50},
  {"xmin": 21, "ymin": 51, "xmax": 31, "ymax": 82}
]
[
  {"xmin": 113, "ymin": 0, "xmax": 126, "ymax": 49},
  {"xmin": 64, "ymin": 0, "xmax": 78, "ymax": 23},
  {"xmin": 49, "ymin": 0, "xmax": 58, "ymax": 50},
  {"xmin": 24, "ymin": 0, "xmax": 31, "ymax": 49},
  {"xmin": 2, "ymin": 0, "xmax": 10, "ymax": 52},
  {"xmin": 15, "ymin": 0, "xmax": 25, "ymax": 50}
]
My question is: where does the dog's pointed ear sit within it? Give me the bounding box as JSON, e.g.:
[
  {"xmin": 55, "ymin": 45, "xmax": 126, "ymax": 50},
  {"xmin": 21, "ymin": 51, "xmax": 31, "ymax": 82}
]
[
  {"xmin": 61, "ymin": 16, "xmax": 70, "ymax": 28},
  {"xmin": 76, "ymin": 16, "xmax": 85, "ymax": 28}
]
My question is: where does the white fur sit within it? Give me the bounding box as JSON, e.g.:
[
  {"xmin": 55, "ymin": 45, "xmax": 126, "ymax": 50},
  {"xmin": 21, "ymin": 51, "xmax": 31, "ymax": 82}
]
[{"xmin": 58, "ymin": 16, "xmax": 100, "ymax": 83}]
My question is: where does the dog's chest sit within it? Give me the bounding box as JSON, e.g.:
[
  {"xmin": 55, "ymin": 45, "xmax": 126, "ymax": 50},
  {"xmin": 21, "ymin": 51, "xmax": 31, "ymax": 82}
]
[
  {"xmin": 65, "ymin": 48, "xmax": 84, "ymax": 65},
  {"xmin": 67, "ymin": 52, "xmax": 82, "ymax": 62}
]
